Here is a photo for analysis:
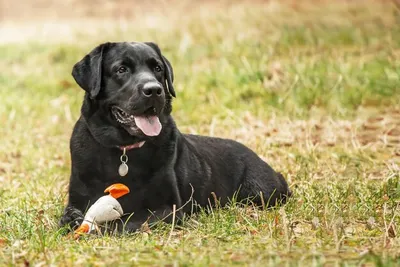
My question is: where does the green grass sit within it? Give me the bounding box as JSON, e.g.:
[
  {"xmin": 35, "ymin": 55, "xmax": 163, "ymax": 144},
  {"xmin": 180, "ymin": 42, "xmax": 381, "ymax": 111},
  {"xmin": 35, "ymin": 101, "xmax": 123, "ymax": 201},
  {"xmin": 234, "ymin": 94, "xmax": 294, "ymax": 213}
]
[{"xmin": 1, "ymin": 0, "xmax": 400, "ymax": 265}]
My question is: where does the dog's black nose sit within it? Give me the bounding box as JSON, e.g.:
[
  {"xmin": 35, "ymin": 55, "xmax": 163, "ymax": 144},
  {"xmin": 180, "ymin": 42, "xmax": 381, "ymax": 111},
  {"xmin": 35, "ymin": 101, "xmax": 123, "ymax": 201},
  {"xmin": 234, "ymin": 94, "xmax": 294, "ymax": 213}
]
[{"xmin": 142, "ymin": 82, "xmax": 162, "ymax": 97}]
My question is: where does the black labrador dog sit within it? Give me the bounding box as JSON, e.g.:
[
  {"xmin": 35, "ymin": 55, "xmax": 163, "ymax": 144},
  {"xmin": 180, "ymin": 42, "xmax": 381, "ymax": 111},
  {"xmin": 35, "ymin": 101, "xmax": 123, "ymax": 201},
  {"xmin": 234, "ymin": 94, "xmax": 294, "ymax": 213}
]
[{"xmin": 59, "ymin": 42, "xmax": 291, "ymax": 233}]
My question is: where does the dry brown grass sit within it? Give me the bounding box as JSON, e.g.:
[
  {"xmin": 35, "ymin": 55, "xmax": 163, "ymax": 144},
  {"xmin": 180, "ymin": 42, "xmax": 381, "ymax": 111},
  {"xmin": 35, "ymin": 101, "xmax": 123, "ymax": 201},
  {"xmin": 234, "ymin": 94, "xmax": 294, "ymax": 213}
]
[{"xmin": 1, "ymin": 0, "xmax": 399, "ymax": 265}]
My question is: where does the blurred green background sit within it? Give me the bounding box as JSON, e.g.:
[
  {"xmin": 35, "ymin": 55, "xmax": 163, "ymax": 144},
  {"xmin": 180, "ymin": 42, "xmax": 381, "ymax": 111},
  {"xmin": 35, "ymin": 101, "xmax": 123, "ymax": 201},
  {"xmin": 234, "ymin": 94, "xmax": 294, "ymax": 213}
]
[{"xmin": 0, "ymin": 0, "xmax": 399, "ymax": 265}]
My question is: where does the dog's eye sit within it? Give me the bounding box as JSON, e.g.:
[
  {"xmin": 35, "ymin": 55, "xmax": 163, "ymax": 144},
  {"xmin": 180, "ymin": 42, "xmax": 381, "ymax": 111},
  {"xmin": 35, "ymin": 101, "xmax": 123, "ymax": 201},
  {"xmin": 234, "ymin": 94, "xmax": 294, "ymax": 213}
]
[
  {"xmin": 154, "ymin": 65, "xmax": 162, "ymax": 72},
  {"xmin": 117, "ymin": 66, "xmax": 128, "ymax": 74}
]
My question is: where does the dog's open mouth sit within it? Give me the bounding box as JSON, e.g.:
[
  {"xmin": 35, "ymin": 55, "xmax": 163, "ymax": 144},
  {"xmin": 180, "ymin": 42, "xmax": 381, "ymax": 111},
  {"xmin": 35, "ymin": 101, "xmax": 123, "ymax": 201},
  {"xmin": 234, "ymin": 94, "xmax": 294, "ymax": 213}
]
[
  {"xmin": 112, "ymin": 106, "xmax": 135, "ymax": 125},
  {"xmin": 111, "ymin": 106, "xmax": 162, "ymax": 136}
]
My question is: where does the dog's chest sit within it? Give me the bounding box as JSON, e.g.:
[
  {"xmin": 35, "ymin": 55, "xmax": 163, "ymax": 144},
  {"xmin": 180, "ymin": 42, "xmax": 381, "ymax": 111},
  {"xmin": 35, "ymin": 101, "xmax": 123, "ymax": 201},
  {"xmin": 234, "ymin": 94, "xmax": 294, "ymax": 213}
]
[
  {"xmin": 98, "ymin": 152, "xmax": 146, "ymax": 183},
  {"xmin": 92, "ymin": 152, "xmax": 152, "ymax": 208},
  {"xmin": 84, "ymin": 147, "xmax": 173, "ymax": 213}
]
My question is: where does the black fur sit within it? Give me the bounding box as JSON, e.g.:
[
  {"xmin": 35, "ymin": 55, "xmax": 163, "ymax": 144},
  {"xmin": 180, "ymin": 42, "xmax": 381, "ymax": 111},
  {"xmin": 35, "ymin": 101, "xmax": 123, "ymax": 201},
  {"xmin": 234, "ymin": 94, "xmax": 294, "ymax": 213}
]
[{"xmin": 59, "ymin": 42, "xmax": 291, "ymax": 233}]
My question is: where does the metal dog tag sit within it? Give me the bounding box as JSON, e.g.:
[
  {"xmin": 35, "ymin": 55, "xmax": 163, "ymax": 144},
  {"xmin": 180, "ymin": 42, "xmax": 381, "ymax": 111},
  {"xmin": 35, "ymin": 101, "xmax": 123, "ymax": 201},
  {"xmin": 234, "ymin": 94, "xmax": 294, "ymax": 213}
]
[
  {"xmin": 119, "ymin": 148, "xmax": 129, "ymax": 177},
  {"xmin": 118, "ymin": 163, "xmax": 129, "ymax": 177}
]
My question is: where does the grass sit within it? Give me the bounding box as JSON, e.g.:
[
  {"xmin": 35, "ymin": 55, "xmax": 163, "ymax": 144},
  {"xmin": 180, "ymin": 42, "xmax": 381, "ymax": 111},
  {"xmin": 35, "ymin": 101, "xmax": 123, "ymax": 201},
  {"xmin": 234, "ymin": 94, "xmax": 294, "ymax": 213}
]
[{"xmin": 0, "ymin": 0, "xmax": 400, "ymax": 265}]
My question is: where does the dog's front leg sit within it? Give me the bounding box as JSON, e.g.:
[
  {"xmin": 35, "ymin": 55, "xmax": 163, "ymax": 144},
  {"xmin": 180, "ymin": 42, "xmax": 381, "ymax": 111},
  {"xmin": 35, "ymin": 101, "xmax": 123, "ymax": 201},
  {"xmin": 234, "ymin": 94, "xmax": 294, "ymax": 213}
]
[
  {"xmin": 59, "ymin": 205, "xmax": 85, "ymax": 231},
  {"xmin": 59, "ymin": 174, "xmax": 91, "ymax": 231}
]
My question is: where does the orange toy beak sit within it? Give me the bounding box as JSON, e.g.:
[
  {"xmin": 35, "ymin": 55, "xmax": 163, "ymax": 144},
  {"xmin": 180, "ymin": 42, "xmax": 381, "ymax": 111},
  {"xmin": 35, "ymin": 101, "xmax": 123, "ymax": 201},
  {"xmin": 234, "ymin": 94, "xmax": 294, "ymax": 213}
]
[
  {"xmin": 73, "ymin": 223, "xmax": 90, "ymax": 239},
  {"xmin": 104, "ymin": 183, "xmax": 130, "ymax": 199}
]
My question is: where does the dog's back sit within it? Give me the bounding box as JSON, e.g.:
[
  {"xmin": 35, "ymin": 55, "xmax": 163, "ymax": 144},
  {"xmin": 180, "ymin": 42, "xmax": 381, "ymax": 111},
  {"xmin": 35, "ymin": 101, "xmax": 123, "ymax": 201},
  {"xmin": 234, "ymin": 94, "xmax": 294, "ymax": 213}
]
[{"xmin": 175, "ymin": 133, "xmax": 291, "ymax": 208}]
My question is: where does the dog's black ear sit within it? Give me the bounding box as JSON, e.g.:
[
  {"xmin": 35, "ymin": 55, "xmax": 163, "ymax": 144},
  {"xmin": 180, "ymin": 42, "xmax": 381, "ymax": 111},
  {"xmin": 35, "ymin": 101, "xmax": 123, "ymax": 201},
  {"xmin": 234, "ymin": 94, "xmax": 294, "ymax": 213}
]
[
  {"xmin": 145, "ymin": 42, "xmax": 176, "ymax": 98},
  {"xmin": 72, "ymin": 43, "xmax": 109, "ymax": 99},
  {"xmin": 161, "ymin": 55, "xmax": 176, "ymax": 98}
]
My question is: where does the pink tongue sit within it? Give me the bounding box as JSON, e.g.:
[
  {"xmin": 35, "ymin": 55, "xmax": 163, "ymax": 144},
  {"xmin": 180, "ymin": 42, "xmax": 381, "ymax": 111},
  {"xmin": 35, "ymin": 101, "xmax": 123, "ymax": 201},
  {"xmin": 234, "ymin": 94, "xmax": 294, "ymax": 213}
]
[{"xmin": 134, "ymin": 116, "xmax": 162, "ymax": 136}]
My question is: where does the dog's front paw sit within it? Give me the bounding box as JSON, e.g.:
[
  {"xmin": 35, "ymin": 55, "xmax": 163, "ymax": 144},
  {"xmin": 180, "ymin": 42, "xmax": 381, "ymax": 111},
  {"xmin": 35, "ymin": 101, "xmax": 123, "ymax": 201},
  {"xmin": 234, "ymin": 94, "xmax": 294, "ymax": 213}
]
[{"xmin": 59, "ymin": 206, "xmax": 84, "ymax": 231}]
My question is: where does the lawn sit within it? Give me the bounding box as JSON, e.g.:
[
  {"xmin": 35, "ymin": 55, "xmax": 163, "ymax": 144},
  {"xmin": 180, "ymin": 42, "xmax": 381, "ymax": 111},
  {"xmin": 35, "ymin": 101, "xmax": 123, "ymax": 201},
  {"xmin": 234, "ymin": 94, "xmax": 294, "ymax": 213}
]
[{"xmin": 0, "ymin": 0, "xmax": 400, "ymax": 266}]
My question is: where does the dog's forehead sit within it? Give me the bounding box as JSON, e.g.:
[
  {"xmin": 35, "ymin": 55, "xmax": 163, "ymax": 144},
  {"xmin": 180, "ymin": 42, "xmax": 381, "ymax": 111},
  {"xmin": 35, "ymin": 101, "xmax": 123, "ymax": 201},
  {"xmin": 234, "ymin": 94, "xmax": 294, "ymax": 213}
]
[
  {"xmin": 107, "ymin": 42, "xmax": 158, "ymax": 62},
  {"xmin": 127, "ymin": 42, "xmax": 155, "ymax": 54}
]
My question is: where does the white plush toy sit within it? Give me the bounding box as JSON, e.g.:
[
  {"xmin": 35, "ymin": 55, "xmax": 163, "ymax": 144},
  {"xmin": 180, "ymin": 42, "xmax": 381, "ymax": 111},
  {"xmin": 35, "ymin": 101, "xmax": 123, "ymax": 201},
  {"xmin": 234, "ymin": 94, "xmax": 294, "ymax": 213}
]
[{"xmin": 73, "ymin": 183, "xmax": 130, "ymax": 239}]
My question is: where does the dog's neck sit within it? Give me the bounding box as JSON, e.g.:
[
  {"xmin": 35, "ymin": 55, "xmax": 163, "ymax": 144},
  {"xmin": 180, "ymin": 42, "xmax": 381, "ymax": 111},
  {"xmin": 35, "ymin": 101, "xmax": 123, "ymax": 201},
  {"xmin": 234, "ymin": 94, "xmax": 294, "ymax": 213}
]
[
  {"xmin": 80, "ymin": 96, "xmax": 176, "ymax": 151},
  {"xmin": 118, "ymin": 141, "xmax": 145, "ymax": 151}
]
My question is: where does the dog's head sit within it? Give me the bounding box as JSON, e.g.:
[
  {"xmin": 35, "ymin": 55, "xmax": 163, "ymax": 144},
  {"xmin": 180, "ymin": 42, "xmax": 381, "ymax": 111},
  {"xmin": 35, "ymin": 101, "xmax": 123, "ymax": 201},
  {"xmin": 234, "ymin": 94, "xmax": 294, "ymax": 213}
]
[{"xmin": 72, "ymin": 42, "xmax": 175, "ymax": 140}]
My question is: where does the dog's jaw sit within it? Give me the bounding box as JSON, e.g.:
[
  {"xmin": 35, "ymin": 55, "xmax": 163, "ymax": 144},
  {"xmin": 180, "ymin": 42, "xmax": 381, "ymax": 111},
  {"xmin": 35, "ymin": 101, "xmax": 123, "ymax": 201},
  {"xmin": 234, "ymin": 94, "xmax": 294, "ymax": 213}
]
[{"xmin": 111, "ymin": 105, "xmax": 162, "ymax": 137}]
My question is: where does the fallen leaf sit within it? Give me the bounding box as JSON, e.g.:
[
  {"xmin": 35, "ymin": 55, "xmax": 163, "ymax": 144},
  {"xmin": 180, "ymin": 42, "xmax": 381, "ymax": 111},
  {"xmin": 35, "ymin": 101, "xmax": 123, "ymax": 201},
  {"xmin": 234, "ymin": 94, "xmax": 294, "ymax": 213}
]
[
  {"xmin": 250, "ymin": 229, "xmax": 259, "ymax": 235},
  {"xmin": 59, "ymin": 79, "xmax": 73, "ymax": 89},
  {"xmin": 388, "ymin": 223, "xmax": 397, "ymax": 238},
  {"xmin": 387, "ymin": 128, "xmax": 400, "ymax": 136},
  {"xmin": 274, "ymin": 215, "xmax": 279, "ymax": 226},
  {"xmin": 140, "ymin": 221, "xmax": 152, "ymax": 234},
  {"xmin": 229, "ymin": 253, "xmax": 243, "ymax": 262}
]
